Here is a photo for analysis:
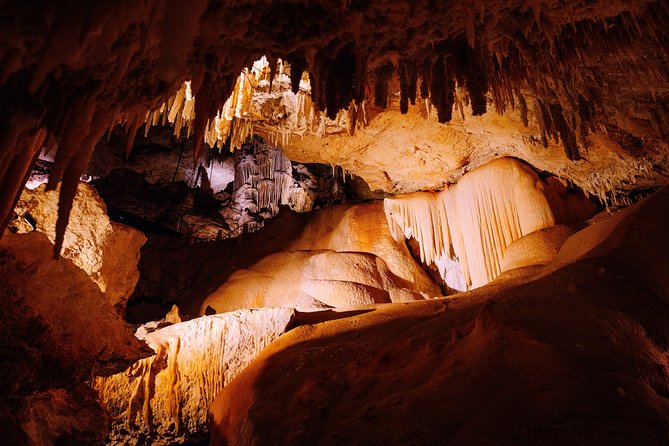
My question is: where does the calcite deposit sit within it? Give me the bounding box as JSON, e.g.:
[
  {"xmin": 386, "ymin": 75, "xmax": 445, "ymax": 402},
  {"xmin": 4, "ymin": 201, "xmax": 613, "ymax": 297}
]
[
  {"xmin": 209, "ymin": 186, "xmax": 669, "ymax": 446},
  {"xmin": 94, "ymin": 307, "xmax": 296, "ymax": 445},
  {"xmin": 1, "ymin": 1, "xmax": 669, "ymax": 445},
  {"xmin": 384, "ymin": 157, "xmax": 596, "ymax": 289},
  {"xmin": 1, "ymin": 1, "xmax": 668, "ymax": 251}
]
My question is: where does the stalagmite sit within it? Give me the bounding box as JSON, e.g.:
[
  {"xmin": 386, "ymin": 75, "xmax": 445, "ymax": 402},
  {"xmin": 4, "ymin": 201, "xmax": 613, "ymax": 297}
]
[{"xmin": 384, "ymin": 158, "xmax": 595, "ymax": 289}]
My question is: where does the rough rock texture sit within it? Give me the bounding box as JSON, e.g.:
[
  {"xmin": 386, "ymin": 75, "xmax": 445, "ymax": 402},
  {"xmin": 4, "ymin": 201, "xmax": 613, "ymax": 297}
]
[
  {"xmin": 1, "ymin": 0, "xmax": 668, "ymax": 252},
  {"xmin": 283, "ymin": 202, "xmax": 440, "ymax": 295},
  {"xmin": 88, "ymin": 128, "xmax": 204, "ymax": 189},
  {"xmin": 91, "ymin": 137, "xmax": 348, "ymax": 241},
  {"xmin": 200, "ymin": 250, "xmax": 427, "ymax": 314},
  {"xmin": 209, "ymin": 186, "xmax": 669, "ymax": 446},
  {"xmin": 221, "ymin": 137, "xmax": 345, "ymax": 237},
  {"xmin": 0, "ymin": 386, "xmax": 109, "ymax": 446},
  {"xmin": 9, "ymin": 182, "xmax": 146, "ymax": 309},
  {"xmin": 0, "ymin": 232, "xmax": 148, "ymax": 443},
  {"xmin": 93, "ymin": 307, "xmax": 296, "ymax": 445},
  {"xmin": 280, "ymin": 101, "xmax": 669, "ymax": 201}
]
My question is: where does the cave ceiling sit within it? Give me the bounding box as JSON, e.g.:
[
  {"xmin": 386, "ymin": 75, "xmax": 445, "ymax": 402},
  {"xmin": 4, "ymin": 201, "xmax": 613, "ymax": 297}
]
[{"xmin": 1, "ymin": 0, "xmax": 668, "ymax": 255}]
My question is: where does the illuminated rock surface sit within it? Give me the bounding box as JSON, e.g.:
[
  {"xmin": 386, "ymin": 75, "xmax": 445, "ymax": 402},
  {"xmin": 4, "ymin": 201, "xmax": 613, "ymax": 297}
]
[
  {"xmin": 200, "ymin": 250, "xmax": 427, "ymax": 314},
  {"xmin": 384, "ymin": 158, "xmax": 596, "ymax": 289},
  {"xmin": 0, "ymin": 1, "xmax": 669, "ymax": 444},
  {"xmin": 9, "ymin": 183, "xmax": 146, "ymax": 309},
  {"xmin": 2, "ymin": 1, "xmax": 668, "ymax": 250},
  {"xmin": 210, "ymin": 186, "xmax": 669, "ymax": 446},
  {"xmin": 194, "ymin": 201, "xmax": 440, "ymax": 315},
  {"xmin": 94, "ymin": 307, "xmax": 295, "ymax": 445},
  {"xmin": 0, "ymin": 232, "xmax": 148, "ymax": 444},
  {"xmin": 500, "ymin": 225, "xmax": 575, "ymax": 273}
]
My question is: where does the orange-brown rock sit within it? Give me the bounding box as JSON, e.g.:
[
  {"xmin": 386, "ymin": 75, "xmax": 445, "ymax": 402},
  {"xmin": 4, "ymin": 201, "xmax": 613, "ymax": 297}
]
[
  {"xmin": 10, "ymin": 183, "xmax": 146, "ymax": 309},
  {"xmin": 0, "ymin": 231, "xmax": 148, "ymax": 443},
  {"xmin": 196, "ymin": 201, "xmax": 440, "ymax": 314},
  {"xmin": 94, "ymin": 307, "xmax": 296, "ymax": 445},
  {"xmin": 209, "ymin": 186, "xmax": 669, "ymax": 446},
  {"xmin": 500, "ymin": 225, "xmax": 575, "ymax": 273},
  {"xmin": 384, "ymin": 157, "xmax": 597, "ymax": 289},
  {"xmin": 200, "ymin": 250, "xmax": 427, "ymax": 314}
]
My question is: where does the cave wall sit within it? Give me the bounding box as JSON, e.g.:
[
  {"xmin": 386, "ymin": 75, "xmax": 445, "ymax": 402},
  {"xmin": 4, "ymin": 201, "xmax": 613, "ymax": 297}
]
[{"xmin": 1, "ymin": 0, "xmax": 668, "ymax": 254}]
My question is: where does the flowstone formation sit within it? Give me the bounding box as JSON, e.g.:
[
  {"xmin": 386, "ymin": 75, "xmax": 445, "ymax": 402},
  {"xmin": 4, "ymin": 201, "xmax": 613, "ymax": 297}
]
[
  {"xmin": 384, "ymin": 158, "xmax": 596, "ymax": 290},
  {"xmin": 1, "ymin": 2, "xmax": 669, "ymax": 445},
  {"xmin": 94, "ymin": 307, "xmax": 295, "ymax": 445},
  {"xmin": 209, "ymin": 186, "xmax": 669, "ymax": 446}
]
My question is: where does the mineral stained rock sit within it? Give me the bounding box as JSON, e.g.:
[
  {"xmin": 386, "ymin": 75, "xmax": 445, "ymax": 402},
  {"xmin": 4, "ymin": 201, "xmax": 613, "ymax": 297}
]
[
  {"xmin": 9, "ymin": 183, "xmax": 146, "ymax": 309},
  {"xmin": 384, "ymin": 157, "xmax": 596, "ymax": 289},
  {"xmin": 199, "ymin": 250, "xmax": 428, "ymax": 314},
  {"xmin": 0, "ymin": 232, "xmax": 148, "ymax": 444},
  {"xmin": 196, "ymin": 199, "xmax": 441, "ymax": 314},
  {"xmin": 94, "ymin": 307, "xmax": 296, "ymax": 445},
  {"xmin": 209, "ymin": 186, "xmax": 669, "ymax": 446}
]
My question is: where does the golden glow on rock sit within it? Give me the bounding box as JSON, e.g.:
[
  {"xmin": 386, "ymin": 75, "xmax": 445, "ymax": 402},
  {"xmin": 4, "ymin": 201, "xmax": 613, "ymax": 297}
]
[
  {"xmin": 93, "ymin": 308, "xmax": 295, "ymax": 444},
  {"xmin": 144, "ymin": 57, "xmax": 367, "ymax": 154},
  {"xmin": 384, "ymin": 158, "xmax": 595, "ymax": 289}
]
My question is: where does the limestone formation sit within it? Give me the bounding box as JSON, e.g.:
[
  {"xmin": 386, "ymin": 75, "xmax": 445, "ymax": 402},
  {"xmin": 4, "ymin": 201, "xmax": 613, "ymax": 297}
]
[
  {"xmin": 93, "ymin": 307, "xmax": 296, "ymax": 445},
  {"xmin": 221, "ymin": 137, "xmax": 343, "ymax": 236},
  {"xmin": 500, "ymin": 225, "xmax": 575, "ymax": 273},
  {"xmin": 0, "ymin": 231, "xmax": 148, "ymax": 443},
  {"xmin": 9, "ymin": 183, "xmax": 146, "ymax": 309},
  {"xmin": 199, "ymin": 250, "xmax": 427, "ymax": 314},
  {"xmin": 2, "ymin": 1, "xmax": 668, "ymax": 253},
  {"xmin": 384, "ymin": 158, "xmax": 596, "ymax": 289},
  {"xmin": 194, "ymin": 200, "xmax": 440, "ymax": 314},
  {"xmin": 0, "ymin": 2, "xmax": 668, "ymax": 444},
  {"xmin": 284, "ymin": 202, "xmax": 441, "ymax": 295},
  {"xmin": 209, "ymin": 186, "xmax": 669, "ymax": 446}
]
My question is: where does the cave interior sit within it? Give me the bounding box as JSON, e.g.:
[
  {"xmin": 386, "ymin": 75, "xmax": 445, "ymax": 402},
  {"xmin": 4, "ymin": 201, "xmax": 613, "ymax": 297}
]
[{"xmin": 2, "ymin": 1, "xmax": 669, "ymax": 445}]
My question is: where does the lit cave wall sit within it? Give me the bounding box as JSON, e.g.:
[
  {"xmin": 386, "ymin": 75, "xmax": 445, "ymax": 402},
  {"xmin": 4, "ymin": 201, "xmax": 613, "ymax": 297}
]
[{"xmin": 1, "ymin": 1, "xmax": 669, "ymax": 445}]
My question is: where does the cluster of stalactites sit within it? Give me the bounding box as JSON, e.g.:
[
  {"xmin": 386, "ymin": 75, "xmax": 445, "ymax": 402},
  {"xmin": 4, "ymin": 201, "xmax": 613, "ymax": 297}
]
[
  {"xmin": 144, "ymin": 58, "xmax": 269, "ymax": 156},
  {"xmin": 145, "ymin": 56, "xmax": 368, "ymax": 157},
  {"xmin": 369, "ymin": 3, "xmax": 669, "ymax": 163},
  {"xmin": 233, "ymin": 139, "xmax": 314, "ymax": 219},
  {"xmin": 488, "ymin": 4, "xmax": 669, "ymax": 161},
  {"xmin": 0, "ymin": 99, "xmax": 125, "ymax": 259},
  {"xmin": 384, "ymin": 158, "xmax": 560, "ymax": 289},
  {"xmin": 371, "ymin": 37, "xmax": 489, "ymax": 123}
]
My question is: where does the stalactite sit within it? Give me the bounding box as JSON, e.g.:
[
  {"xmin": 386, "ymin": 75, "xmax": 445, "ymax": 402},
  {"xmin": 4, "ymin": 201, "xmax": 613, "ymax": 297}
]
[
  {"xmin": 53, "ymin": 107, "xmax": 113, "ymax": 258},
  {"xmin": 549, "ymin": 103, "xmax": 580, "ymax": 161},
  {"xmin": 287, "ymin": 54, "xmax": 307, "ymax": 95},
  {"xmin": 1, "ymin": 1, "xmax": 668, "ymax": 245},
  {"xmin": 373, "ymin": 64, "xmax": 394, "ymax": 109},
  {"xmin": 0, "ymin": 127, "xmax": 46, "ymax": 236},
  {"xmin": 124, "ymin": 117, "xmax": 141, "ymax": 159},
  {"xmin": 399, "ymin": 59, "xmax": 418, "ymax": 114},
  {"xmin": 518, "ymin": 94, "xmax": 529, "ymax": 127},
  {"xmin": 429, "ymin": 56, "xmax": 455, "ymax": 123},
  {"xmin": 325, "ymin": 46, "xmax": 356, "ymax": 120},
  {"xmin": 46, "ymin": 97, "xmax": 95, "ymax": 190}
]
